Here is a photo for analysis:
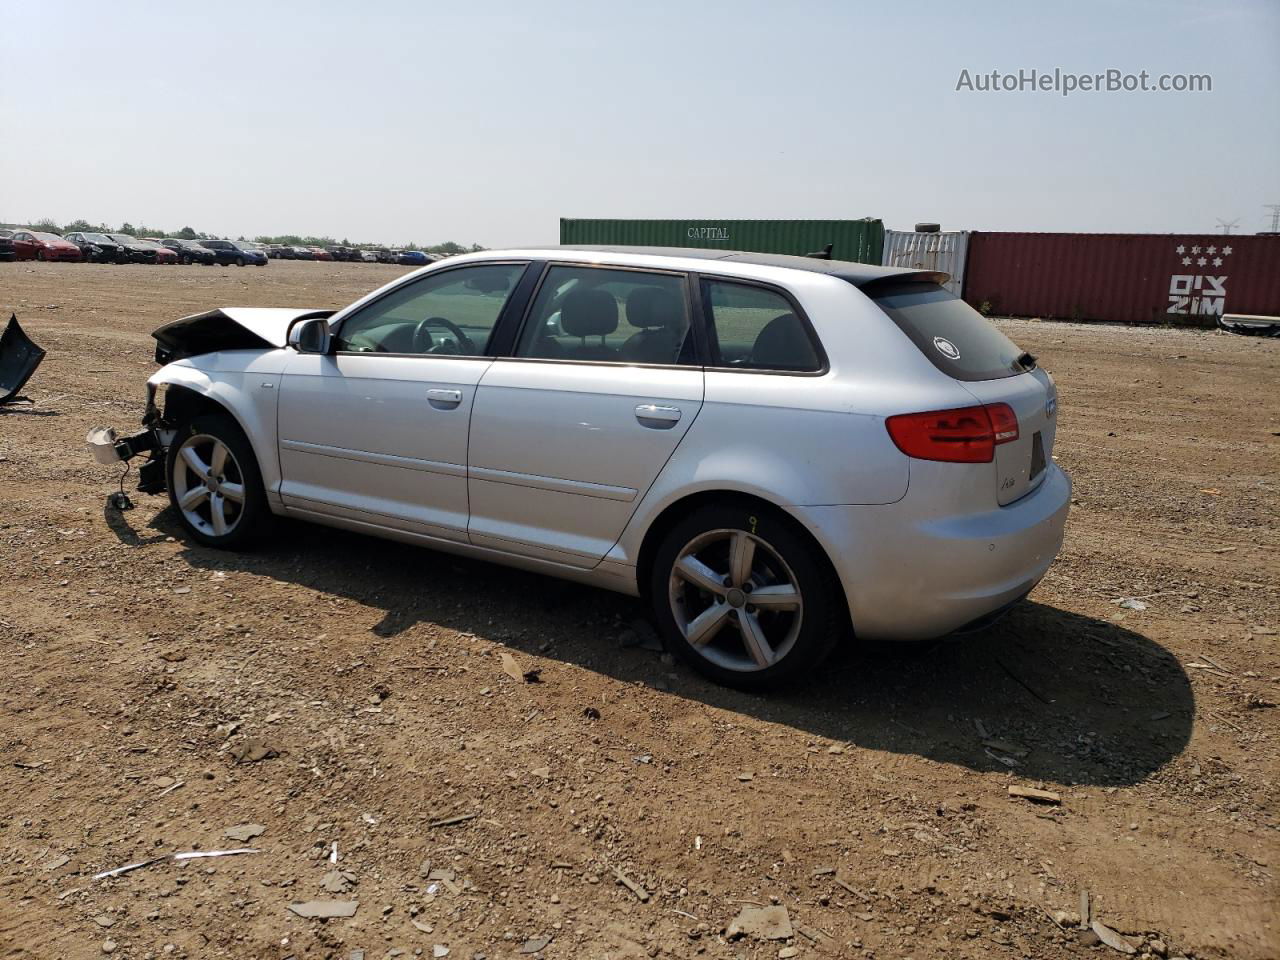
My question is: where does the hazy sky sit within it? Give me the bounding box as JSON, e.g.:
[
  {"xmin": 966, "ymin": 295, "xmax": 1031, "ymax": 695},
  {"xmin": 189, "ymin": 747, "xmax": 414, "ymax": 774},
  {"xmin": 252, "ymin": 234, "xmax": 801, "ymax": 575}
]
[{"xmin": 3, "ymin": 0, "xmax": 1277, "ymax": 246}]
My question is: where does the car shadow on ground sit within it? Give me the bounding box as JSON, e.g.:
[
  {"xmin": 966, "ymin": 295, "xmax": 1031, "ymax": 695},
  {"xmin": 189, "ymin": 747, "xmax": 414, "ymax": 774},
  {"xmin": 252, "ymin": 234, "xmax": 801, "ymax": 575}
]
[{"xmin": 139, "ymin": 509, "xmax": 1193, "ymax": 789}]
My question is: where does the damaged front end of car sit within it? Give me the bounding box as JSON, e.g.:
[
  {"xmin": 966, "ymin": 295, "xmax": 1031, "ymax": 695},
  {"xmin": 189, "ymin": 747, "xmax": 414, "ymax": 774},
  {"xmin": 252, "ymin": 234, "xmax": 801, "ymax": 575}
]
[{"xmin": 87, "ymin": 306, "xmax": 333, "ymax": 497}]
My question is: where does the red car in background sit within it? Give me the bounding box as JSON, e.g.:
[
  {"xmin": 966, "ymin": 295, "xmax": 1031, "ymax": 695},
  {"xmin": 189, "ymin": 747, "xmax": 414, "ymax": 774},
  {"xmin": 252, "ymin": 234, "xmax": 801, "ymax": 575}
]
[
  {"xmin": 309, "ymin": 246, "xmax": 333, "ymax": 261},
  {"xmin": 9, "ymin": 230, "xmax": 84, "ymax": 262},
  {"xmin": 139, "ymin": 239, "xmax": 180, "ymax": 264}
]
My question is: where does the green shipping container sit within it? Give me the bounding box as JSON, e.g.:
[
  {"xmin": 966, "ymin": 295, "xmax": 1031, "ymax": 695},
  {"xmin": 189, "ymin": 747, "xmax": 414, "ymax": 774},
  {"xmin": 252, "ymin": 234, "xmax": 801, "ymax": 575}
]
[{"xmin": 558, "ymin": 218, "xmax": 885, "ymax": 265}]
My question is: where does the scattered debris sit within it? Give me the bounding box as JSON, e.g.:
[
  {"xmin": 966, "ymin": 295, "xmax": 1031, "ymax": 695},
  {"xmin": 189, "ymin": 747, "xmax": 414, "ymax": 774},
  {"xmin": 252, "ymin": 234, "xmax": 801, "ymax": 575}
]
[
  {"xmin": 288, "ymin": 900, "xmax": 359, "ymax": 919},
  {"xmin": 224, "ymin": 823, "xmax": 265, "ymax": 842},
  {"xmin": 1091, "ymin": 919, "xmax": 1138, "ymax": 954},
  {"xmin": 1114, "ymin": 598, "xmax": 1148, "ymax": 611},
  {"xmin": 229, "ymin": 740, "xmax": 279, "ymax": 763},
  {"xmin": 727, "ymin": 904, "xmax": 793, "ymax": 941},
  {"xmin": 995, "ymin": 658, "xmax": 1054, "ymax": 704},
  {"xmin": 157, "ymin": 778, "xmax": 185, "ymax": 798},
  {"xmin": 736, "ymin": 772, "xmax": 754, "ymax": 782},
  {"xmin": 612, "ymin": 867, "xmax": 650, "ymax": 902},
  {"xmin": 518, "ymin": 936, "xmax": 552, "ymax": 954},
  {"xmin": 92, "ymin": 847, "xmax": 259, "ymax": 881},
  {"xmin": 982, "ymin": 738, "xmax": 1030, "ymax": 759},
  {"xmin": 427, "ymin": 811, "xmax": 480, "ymax": 829},
  {"xmin": 321, "ymin": 870, "xmax": 357, "ymax": 893},
  {"xmin": 582, "ymin": 706, "xmax": 601, "ymax": 720},
  {"xmin": 1008, "ymin": 785, "xmax": 1062, "ymax": 805},
  {"xmin": 42, "ymin": 854, "xmax": 70, "ymax": 871},
  {"xmin": 0, "ymin": 314, "xmax": 46, "ymax": 404}
]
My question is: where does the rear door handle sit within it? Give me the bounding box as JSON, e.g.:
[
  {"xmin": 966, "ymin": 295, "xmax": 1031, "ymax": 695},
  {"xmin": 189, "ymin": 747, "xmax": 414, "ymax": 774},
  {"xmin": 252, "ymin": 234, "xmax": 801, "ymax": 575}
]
[
  {"xmin": 635, "ymin": 404, "xmax": 681, "ymax": 427},
  {"xmin": 427, "ymin": 388, "xmax": 463, "ymax": 407}
]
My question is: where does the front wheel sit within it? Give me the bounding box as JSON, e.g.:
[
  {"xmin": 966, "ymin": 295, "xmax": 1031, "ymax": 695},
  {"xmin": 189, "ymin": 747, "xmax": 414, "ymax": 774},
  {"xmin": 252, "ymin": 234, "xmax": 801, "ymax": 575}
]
[
  {"xmin": 235, "ymin": 256, "xmax": 245, "ymax": 267},
  {"xmin": 165, "ymin": 413, "xmax": 271, "ymax": 549},
  {"xmin": 649, "ymin": 502, "xmax": 845, "ymax": 690}
]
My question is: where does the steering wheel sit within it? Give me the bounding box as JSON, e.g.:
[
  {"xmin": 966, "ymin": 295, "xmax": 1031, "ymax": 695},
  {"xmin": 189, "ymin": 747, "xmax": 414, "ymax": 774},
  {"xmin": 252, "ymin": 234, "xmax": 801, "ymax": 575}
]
[{"xmin": 412, "ymin": 316, "xmax": 475, "ymax": 355}]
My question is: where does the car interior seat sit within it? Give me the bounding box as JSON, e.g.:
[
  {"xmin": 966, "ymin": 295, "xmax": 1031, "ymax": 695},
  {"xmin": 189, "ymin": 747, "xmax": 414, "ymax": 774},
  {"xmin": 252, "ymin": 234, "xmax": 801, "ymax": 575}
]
[
  {"xmin": 749, "ymin": 313, "xmax": 819, "ymax": 370},
  {"xmin": 622, "ymin": 287, "xmax": 689, "ymax": 364},
  {"xmin": 560, "ymin": 288, "xmax": 619, "ymax": 361}
]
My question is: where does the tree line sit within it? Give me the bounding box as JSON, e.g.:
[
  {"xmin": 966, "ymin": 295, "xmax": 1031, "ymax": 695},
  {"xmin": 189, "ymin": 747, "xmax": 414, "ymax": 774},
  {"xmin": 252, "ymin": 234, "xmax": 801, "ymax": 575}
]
[{"xmin": 4, "ymin": 217, "xmax": 484, "ymax": 255}]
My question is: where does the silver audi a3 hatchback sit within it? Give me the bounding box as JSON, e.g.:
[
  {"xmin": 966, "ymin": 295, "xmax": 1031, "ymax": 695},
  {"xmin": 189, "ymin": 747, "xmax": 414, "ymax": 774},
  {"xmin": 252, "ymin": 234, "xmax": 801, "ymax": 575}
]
[{"xmin": 95, "ymin": 247, "xmax": 1070, "ymax": 689}]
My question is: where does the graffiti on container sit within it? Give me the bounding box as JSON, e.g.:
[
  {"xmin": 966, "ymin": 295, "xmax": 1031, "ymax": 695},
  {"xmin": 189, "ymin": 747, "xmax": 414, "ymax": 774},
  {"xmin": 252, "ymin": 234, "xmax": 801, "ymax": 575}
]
[
  {"xmin": 687, "ymin": 227, "xmax": 730, "ymax": 241},
  {"xmin": 1168, "ymin": 243, "xmax": 1230, "ymax": 316}
]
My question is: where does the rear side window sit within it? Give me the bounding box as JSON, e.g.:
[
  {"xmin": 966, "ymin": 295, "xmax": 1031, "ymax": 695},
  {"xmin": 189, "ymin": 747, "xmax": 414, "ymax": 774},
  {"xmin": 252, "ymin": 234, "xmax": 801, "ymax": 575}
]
[
  {"xmin": 516, "ymin": 266, "xmax": 694, "ymax": 365},
  {"xmin": 871, "ymin": 282, "xmax": 1033, "ymax": 381},
  {"xmin": 702, "ymin": 279, "xmax": 822, "ymax": 372}
]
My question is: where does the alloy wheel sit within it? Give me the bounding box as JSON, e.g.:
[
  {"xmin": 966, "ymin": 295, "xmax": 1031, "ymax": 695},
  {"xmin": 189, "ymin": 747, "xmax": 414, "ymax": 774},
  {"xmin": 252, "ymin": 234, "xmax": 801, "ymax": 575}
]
[
  {"xmin": 171, "ymin": 433, "xmax": 246, "ymax": 537},
  {"xmin": 668, "ymin": 528, "xmax": 803, "ymax": 672}
]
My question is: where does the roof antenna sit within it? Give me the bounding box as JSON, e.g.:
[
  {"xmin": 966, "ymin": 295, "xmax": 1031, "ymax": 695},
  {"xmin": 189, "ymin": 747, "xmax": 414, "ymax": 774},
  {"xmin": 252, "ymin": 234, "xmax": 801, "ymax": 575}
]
[{"xmin": 805, "ymin": 242, "xmax": 833, "ymax": 260}]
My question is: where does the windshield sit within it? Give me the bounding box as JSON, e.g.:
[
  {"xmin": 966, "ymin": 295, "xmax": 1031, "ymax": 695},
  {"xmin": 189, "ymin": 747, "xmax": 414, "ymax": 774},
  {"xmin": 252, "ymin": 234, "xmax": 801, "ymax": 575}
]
[
  {"xmin": 871, "ymin": 282, "xmax": 1034, "ymax": 382},
  {"xmin": 34, "ymin": 232, "xmax": 64, "ymax": 242},
  {"xmin": 84, "ymin": 233, "xmax": 112, "ymax": 243},
  {"xmin": 109, "ymin": 234, "xmax": 138, "ymax": 243}
]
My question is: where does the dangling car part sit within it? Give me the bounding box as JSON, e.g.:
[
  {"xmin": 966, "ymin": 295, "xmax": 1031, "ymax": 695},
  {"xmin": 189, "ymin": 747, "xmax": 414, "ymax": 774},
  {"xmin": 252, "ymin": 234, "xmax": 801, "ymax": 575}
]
[{"xmin": 1, "ymin": 314, "xmax": 47, "ymax": 404}]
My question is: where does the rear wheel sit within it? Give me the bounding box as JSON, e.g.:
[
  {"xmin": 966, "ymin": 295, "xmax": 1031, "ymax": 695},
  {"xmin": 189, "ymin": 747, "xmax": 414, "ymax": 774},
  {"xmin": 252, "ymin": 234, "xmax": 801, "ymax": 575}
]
[
  {"xmin": 165, "ymin": 413, "xmax": 270, "ymax": 549},
  {"xmin": 649, "ymin": 502, "xmax": 844, "ymax": 690}
]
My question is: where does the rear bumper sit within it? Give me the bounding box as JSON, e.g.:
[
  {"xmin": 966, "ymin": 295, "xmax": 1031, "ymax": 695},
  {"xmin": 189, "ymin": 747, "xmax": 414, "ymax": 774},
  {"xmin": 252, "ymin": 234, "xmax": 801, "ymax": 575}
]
[{"xmin": 794, "ymin": 463, "xmax": 1071, "ymax": 641}]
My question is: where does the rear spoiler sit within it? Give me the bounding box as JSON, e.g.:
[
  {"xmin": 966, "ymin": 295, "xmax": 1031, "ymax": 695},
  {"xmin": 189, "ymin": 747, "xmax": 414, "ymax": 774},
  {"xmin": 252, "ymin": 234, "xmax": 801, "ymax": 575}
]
[{"xmin": 858, "ymin": 270, "xmax": 951, "ymax": 292}]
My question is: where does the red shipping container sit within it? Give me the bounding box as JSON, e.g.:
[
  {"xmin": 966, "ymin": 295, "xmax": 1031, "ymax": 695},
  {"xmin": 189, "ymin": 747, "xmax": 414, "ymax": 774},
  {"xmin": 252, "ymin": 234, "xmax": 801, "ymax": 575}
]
[{"xmin": 963, "ymin": 232, "xmax": 1280, "ymax": 324}]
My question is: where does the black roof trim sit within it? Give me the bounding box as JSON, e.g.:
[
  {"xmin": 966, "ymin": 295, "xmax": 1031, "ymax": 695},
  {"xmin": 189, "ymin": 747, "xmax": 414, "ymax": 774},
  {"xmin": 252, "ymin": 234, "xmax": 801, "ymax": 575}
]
[{"xmin": 554, "ymin": 245, "xmax": 950, "ymax": 288}]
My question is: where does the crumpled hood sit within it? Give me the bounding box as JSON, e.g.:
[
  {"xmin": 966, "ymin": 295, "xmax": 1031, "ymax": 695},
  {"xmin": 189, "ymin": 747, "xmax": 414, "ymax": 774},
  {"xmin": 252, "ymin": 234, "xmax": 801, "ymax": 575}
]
[{"xmin": 152, "ymin": 307, "xmax": 334, "ymax": 363}]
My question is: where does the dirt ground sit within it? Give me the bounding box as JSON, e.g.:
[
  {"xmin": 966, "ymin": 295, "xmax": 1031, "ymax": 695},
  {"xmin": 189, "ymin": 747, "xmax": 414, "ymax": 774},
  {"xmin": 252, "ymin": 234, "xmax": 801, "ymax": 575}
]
[{"xmin": 0, "ymin": 260, "xmax": 1276, "ymax": 960}]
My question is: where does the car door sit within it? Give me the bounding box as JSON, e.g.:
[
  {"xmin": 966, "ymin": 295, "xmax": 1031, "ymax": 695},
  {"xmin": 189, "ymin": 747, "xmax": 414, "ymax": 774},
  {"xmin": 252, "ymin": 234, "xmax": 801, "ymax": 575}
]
[
  {"xmin": 277, "ymin": 261, "xmax": 530, "ymax": 542},
  {"xmin": 467, "ymin": 263, "xmax": 704, "ymax": 567},
  {"xmin": 13, "ymin": 232, "xmax": 35, "ymax": 259}
]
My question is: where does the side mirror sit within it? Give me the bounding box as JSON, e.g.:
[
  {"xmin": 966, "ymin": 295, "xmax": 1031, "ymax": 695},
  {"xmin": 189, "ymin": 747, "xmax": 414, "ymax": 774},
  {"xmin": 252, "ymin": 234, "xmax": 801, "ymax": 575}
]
[{"xmin": 288, "ymin": 317, "xmax": 332, "ymax": 354}]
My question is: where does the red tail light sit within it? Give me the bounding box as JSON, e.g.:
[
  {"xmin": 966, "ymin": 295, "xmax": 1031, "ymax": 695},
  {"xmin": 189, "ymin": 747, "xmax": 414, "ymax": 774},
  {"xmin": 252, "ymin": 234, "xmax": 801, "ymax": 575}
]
[{"xmin": 885, "ymin": 403, "xmax": 1019, "ymax": 463}]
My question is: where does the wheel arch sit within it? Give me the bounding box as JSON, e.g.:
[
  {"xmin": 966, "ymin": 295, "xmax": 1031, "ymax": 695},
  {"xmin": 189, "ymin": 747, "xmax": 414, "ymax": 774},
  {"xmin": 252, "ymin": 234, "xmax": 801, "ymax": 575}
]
[
  {"xmin": 151, "ymin": 371, "xmax": 283, "ymax": 502},
  {"xmin": 633, "ymin": 490, "xmax": 849, "ymax": 630}
]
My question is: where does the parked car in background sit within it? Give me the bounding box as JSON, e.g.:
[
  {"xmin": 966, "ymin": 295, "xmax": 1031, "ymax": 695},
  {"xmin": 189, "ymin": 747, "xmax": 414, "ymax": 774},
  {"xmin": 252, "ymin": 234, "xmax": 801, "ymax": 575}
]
[
  {"xmin": 140, "ymin": 239, "xmax": 180, "ymax": 265},
  {"xmin": 266, "ymin": 244, "xmax": 290, "ymax": 259},
  {"xmin": 63, "ymin": 231, "xmax": 124, "ymax": 263},
  {"xmin": 325, "ymin": 246, "xmax": 346, "ymax": 261},
  {"xmin": 360, "ymin": 249, "xmax": 380, "ymax": 262},
  {"xmin": 310, "ymin": 247, "xmax": 333, "ymax": 261},
  {"xmin": 0, "ymin": 230, "xmax": 16, "ymax": 262},
  {"xmin": 160, "ymin": 239, "xmax": 217, "ymax": 265},
  {"xmin": 108, "ymin": 234, "xmax": 160, "ymax": 264},
  {"xmin": 9, "ymin": 230, "xmax": 84, "ymax": 262},
  {"xmin": 97, "ymin": 247, "xmax": 1068, "ymax": 690},
  {"xmin": 397, "ymin": 249, "xmax": 429, "ymax": 265},
  {"xmin": 201, "ymin": 240, "xmax": 268, "ymax": 267},
  {"xmin": 290, "ymin": 246, "xmax": 314, "ymax": 260},
  {"xmin": 240, "ymin": 242, "xmax": 269, "ymax": 261},
  {"xmin": 373, "ymin": 248, "xmax": 396, "ymax": 263}
]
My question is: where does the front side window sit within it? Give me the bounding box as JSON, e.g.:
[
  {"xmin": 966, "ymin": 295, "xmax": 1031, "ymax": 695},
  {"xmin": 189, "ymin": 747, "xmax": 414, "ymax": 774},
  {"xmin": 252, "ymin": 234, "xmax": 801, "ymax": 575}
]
[
  {"xmin": 335, "ymin": 262, "xmax": 525, "ymax": 356},
  {"xmin": 515, "ymin": 266, "xmax": 694, "ymax": 365},
  {"xmin": 702, "ymin": 279, "xmax": 822, "ymax": 372}
]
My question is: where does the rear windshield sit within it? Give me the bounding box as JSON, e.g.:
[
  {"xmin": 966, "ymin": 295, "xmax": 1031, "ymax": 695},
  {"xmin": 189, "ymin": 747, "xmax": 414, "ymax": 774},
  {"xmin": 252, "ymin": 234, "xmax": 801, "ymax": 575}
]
[{"xmin": 871, "ymin": 282, "xmax": 1033, "ymax": 381}]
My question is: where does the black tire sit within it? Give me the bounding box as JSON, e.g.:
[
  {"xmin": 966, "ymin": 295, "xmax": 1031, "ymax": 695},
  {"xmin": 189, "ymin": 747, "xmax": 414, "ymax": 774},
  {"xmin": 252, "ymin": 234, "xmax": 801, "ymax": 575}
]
[
  {"xmin": 36, "ymin": 250, "xmax": 46, "ymax": 261},
  {"xmin": 648, "ymin": 501, "xmax": 845, "ymax": 690},
  {"xmin": 165, "ymin": 413, "xmax": 271, "ymax": 549},
  {"xmin": 235, "ymin": 256, "xmax": 245, "ymax": 267}
]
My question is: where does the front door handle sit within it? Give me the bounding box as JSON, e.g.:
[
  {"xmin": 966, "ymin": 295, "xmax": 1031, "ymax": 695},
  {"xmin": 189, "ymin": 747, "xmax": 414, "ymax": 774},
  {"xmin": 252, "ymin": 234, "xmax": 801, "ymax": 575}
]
[
  {"xmin": 635, "ymin": 404, "xmax": 681, "ymax": 427},
  {"xmin": 427, "ymin": 388, "xmax": 463, "ymax": 407}
]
